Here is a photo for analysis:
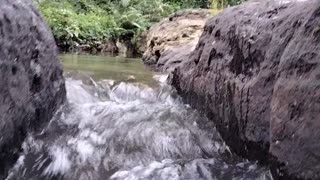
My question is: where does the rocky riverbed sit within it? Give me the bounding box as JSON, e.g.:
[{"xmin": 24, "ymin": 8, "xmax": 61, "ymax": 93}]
[{"xmin": 1, "ymin": 0, "xmax": 319, "ymax": 179}]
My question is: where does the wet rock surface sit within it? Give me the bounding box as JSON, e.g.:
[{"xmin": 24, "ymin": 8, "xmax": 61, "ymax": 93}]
[
  {"xmin": 170, "ymin": 0, "xmax": 320, "ymax": 179},
  {"xmin": 0, "ymin": 0, "xmax": 66, "ymax": 178},
  {"xmin": 142, "ymin": 9, "xmax": 210, "ymax": 72}
]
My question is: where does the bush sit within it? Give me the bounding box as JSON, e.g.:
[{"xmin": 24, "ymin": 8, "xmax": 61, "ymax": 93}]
[
  {"xmin": 36, "ymin": 0, "xmax": 119, "ymax": 48},
  {"xmin": 35, "ymin": 0, "xmax": 245, "ymax": 51},
  {"xmin": 210, "ymin": 0, "xmax": 245, "ymax": 9},
  {"xmin": 35, "ymin": 0, "xmax": 181, "ymax": 50}
]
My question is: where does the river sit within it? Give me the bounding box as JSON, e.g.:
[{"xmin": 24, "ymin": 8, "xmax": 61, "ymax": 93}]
[{"xmin": 6, "ymin": 54, "xmax": 273, "ymax": 180}]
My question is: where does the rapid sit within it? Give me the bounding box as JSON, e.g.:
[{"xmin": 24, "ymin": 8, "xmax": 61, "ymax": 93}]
[{"xmin": 6, "ymin": 55, "xmax": 272, "ymax": 180}]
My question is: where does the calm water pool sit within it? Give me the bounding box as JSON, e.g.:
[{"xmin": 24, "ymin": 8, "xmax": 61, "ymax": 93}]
[{"xmin": 60, "ymin": 54, "xmax": 157, "ymax": 86}]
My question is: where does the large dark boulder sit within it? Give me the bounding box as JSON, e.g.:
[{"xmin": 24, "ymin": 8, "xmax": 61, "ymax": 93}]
[
  {"xmin": 0, "ymin": 0, "xmax": 66, "ymax": 178},
  {"xmin": 170, "ymin": 0, "xmax": 320, "ymax": 179}
]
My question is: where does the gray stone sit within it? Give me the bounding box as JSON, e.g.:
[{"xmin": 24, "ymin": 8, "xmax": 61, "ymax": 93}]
[
  {"xmin": 0, "ymin": 0, "xmax": 66, "ymax": 177},
  {"xmin": 170, "ymin": 0, "xmax": 320, "ymax": 179}
]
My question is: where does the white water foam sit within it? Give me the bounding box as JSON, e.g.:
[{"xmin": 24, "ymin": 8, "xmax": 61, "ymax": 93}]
[{"xmin": 7, "ymin": 76, "xmax": 272, "ymax": 180}]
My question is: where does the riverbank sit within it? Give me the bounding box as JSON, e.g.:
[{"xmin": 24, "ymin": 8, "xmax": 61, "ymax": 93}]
[
  {"xmin": 35, "ymin": 0, "xmax": 182, "ymax": 56},
  {"xmin": 35, "ymin": 0, "xmax": 246, "ymax": 57}
]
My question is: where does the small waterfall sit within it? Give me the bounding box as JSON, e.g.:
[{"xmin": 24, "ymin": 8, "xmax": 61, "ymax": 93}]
[{"xmin": 7, "ymin": 74, "xmax": 272, "ymax": 180}]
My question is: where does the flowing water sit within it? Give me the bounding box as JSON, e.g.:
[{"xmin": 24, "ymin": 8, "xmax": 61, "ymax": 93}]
[{"xmin": 7, "ymin": 54, "xmax": 273, "ymax": 180}]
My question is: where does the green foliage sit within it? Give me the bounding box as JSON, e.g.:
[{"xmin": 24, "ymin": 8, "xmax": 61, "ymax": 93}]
[
  {"xmin": 210, "ymin": 0, "xmax": 245, "ymax": 9},
  {"xmin": 36, "ymin": 0, "xmax": 119, "ymax": 48},
  {"xmin": 164, "ymin": 0, "xmax": 209, "ymax": 8},
  {"xmin": 35, "ymin": 0, "xmax": 181, "ymax": 50},
  {"xmin": 35, "ymin": 0, "xmax": 245, "ymax": 50}
]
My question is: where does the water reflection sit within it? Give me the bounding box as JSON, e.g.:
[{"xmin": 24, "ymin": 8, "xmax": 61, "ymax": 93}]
[{"xmin": 61, "ymin": 54, "xmax": 157, "ymax": 86}]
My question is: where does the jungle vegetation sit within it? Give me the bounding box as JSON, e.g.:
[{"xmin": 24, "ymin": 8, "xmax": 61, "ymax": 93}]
[{"xmin": 35, "ymin": 0, "xmax": 245, "ymax": 51}]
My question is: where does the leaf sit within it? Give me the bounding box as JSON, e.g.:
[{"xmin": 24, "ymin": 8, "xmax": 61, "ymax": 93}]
[
  {"xmin": 131, "ymin": 22, "xmax": 142, "ymax": 29},
  {"xmin": 121, "ymin": 0, "xmax": 131, "ymax": 7}
]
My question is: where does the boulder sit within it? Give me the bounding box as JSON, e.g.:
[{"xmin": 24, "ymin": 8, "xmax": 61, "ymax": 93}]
[
  {"xmin": 135, "ymin": 30, "xmax": 148, "ymax": 55},
  {"xmin": 100, "ymin": 40, "xmax": 119, "ymax": 55},
  {"xmin": 0, "ymin": 0, "xmax": 66, "ymax": 178},
  {"xmin": 170, "ymin": 0, "xmax": 320, "ymax": 179},
  {"xmin": 142, "ymin": 9, "xmax": 210, "ymax": 72}
]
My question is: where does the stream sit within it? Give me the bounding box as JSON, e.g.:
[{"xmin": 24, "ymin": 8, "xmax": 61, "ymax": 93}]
[{"xmin": 7, "ymin": 54, "xmax": 273, "ymax": 180}]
